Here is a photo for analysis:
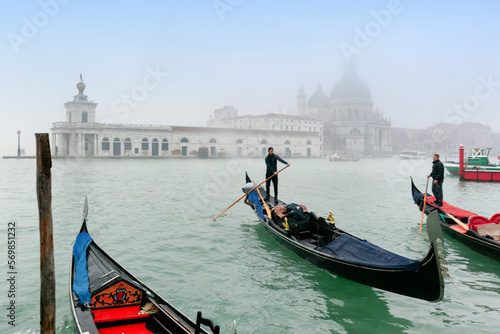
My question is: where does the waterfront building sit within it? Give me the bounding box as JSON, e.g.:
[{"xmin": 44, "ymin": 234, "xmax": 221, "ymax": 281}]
[
  {"xmin": 51, "ymin": 79, "xmax": 322, "ymax": 158},
  {"xmin": 392, "ymin": 122, "xmax": 494, "ymax": 158}
]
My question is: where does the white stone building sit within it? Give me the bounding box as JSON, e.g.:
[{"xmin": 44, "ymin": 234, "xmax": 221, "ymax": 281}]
[{"xmin": 51, "ymin": 79, "xmax": 322, "ymax": 158}]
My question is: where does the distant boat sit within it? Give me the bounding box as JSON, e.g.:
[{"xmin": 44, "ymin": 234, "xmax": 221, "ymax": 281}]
[
  {"xmin": 444, "ymin": 147, "xmax": 500, "ymax": 175},
  {"xmin": 329, "ymin": 154, "xmax": 360, "ymax": 162},
  {"xmin": 399, "ymin": 150, "xmax": 427, "ymax": 160}
]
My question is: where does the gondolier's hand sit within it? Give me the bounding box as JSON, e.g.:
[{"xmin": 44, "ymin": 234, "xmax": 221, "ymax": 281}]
[
  {"xmin": 427, "ymin": 175, "xmax": 430, "ymax": 178},
  {"xmin": 274, "ymin": 172, "xmax": 277, "ymax": 176},
  {"xmin": 433, "ymin": 180, "xmax": 438, "ymax": 184},
  {"xmin": 287, "ymin": 164, "xmax": 290, "ymax": 167}
]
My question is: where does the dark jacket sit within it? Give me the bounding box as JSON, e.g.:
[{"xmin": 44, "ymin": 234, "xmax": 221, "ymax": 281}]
[
  {"xmin": 430, "ymin": 159, "xmax": 444, "ymax": 181},
  {"xmin": 265, "ymin": 154, "xmax": 288, "ymax": 173}
]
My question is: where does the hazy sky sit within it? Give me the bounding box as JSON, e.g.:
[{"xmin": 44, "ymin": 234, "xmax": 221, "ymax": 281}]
[{"xmin": 2, "ymin": 0, "xmax": 500, "ymax": 155}]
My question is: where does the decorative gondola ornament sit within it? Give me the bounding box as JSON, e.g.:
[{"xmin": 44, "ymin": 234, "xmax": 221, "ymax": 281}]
[
  {"xmin": 327, "ymin": 211, "xmax": 335, "ymax": 224},
  {"xmin": 283, "ymin": 217, "xmax": 290, "ymax": 231}
]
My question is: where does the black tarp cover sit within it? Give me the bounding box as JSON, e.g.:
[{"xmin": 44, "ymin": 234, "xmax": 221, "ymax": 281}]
[{"xmin": 317, "ymin": 234, "xmax": 420, "ymax": 271}]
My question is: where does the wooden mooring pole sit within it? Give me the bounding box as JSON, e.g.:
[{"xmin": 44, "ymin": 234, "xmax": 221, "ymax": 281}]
[{"xmin": 36, "ymin": 133, "xmax": 55, "ymax": 333}]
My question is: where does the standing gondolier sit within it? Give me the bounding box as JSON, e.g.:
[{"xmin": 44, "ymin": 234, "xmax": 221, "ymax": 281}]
[
  {"xmin": 427, "ymin": 153, "xmax": 444, "ymax": 206},
  {"xmin": 265, "ymin": 147, "xmax": 290, "ymax": 204}
]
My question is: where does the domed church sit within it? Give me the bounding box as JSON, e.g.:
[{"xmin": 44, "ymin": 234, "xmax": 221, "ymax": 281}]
[{"xmin": 297, "ymin": 65, "xmax": 392, "ymax": 156}]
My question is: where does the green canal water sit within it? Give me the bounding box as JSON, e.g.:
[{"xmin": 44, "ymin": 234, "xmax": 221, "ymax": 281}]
[{"xmin": 1, "ymin": 157, "xmax": 499, "ymax": 333}]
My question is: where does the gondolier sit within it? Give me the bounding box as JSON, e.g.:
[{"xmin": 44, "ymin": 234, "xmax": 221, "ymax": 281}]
[
  {"xmin": 264, "ymin": 147, "xmax": 290, "ymax": 204},
  {"xmin": 428, "ymin": 154, "xmax": 444, "ymax": 206}
]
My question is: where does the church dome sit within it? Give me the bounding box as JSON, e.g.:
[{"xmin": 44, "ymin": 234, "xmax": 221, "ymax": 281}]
[
  {"xmin": 330, "ymin": 66, "xmax": 371, "ymax": 100},
  {"xmin": 308, "ymin": 84, "xmax": 329, "ymax": 108}
]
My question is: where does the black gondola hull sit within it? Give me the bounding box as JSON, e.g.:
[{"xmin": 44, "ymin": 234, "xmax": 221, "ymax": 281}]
[
  {"xmin": 440, "ymin": 225, "xmax": 500, "ymax": 261},
  {"xmin": 244, "ymin": 183, "xmax": 445, "ymax": 302},
  {"xmin": 264, "ymin": 219, "xmax": 442, "ymax": 301}
]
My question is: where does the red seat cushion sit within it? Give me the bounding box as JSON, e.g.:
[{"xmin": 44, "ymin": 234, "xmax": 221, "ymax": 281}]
[
  {"xmin": 468, "ymin": 214, "xmax": 500, "ymax": 232},
  {"xmin": 92, "ymin": 305, "xmax": 149, "ymax": 323},
  {"xmin": 97, "ymin": 322, "xmax": 154, "ymax": 334}
]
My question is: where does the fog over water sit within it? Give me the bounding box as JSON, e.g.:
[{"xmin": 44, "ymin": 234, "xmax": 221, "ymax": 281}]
[{"xmin": 2, "ymin": 0, "xmax": 500, "ymax": 155}]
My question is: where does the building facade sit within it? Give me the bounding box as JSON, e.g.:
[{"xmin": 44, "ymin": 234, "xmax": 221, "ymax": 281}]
[
  {"xmin": 392, "ymin": 122, "xmax": 494, "ymax": 158},
  {"xmin": 51, "ymin": 79, "xmax": 322, "ymax": 158},
  {"xmin": 298, "ymin": 65, "xmax": 392, "ymax": 156}
]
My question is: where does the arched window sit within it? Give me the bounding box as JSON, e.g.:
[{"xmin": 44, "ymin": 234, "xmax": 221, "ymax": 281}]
[
  {"xmin": 141, "ymin": 138, "xmax": 149, "ymax": 151},
  {"xmin": 284, "ymin": 140, "xmax": 291, "ymax": 145},
  {"xmin": 261, "ymin": 139, "xmax": 267, "ymax": 144},
  {"xmin": 152, "ymin": 138, "xmax": 159, "ymax": 156},
  {"xmin": 209, "ymin": 138, "xmax": 217, "ymax": 143},
  {"xmin": 180, "ymin": 137, "xmax": 189, "ymax": 143},
  {"xmin": 236, "ymin": 139, "xmax": 243, "ymax": 144},
  {"xmin": 350, "ymin": 128, "xmax": 361, "ymax": 135},
  {"xmin": 102, "ymin": 137, "xmax": 110, "ymax": 150},
  {"xmin": 306, "ymin": 140, "xmax": 312, "ymax": 145},
  {"xmin": 124, "ymin": 138, "xmax": 132, "ymax": 151},
  {"xmin": 114, "ymin": 137, "xmax": 120, "ymax": 142},
  {"xmin": 162, "ymin": 139, "xmax": 169, "ymax": 151}
]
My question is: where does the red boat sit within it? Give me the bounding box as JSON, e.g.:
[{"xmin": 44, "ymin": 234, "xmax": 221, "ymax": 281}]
[
  {"xmin": 411, "ymin": 178, "xmax": 500, "ymax": 261},
  {"xmin": 457, "ymin": 145, "xmax": 500, "ymax": 181}
]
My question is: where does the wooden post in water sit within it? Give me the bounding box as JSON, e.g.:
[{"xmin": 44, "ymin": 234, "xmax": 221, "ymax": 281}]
[{"xmin": 35, "ymin": 133, "xmax": 55, "ymax": 333}]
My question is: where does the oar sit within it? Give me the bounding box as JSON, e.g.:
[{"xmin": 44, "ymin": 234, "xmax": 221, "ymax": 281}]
[
  {"xmin": 438, "ymin": 207, "xmax": 469, "ymax": 231},
  {"xmin": 419, "ymin": 178, "xmax": 430, "ymax": 232},
  {"xmin": 208, "ymin": 165, "xmax": 289, "ymax": 222},
  {"xmin": 254, "ymin": 181, "xmax": 272, "ymax": 218}
]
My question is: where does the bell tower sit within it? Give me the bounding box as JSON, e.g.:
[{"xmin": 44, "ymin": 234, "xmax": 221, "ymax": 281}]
[
  {"xmin": 296, "ymin": 85, "xmax": 307, "ymax": 116},
  {"xmin": 64, "ymin": 74, "xmax": 97, "ymax": 123}
]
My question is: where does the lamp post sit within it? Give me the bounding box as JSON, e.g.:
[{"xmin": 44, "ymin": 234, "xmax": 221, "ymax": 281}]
[{"xmin": 17, "ymin": 130, "xmax": 21, "ymax": 157}]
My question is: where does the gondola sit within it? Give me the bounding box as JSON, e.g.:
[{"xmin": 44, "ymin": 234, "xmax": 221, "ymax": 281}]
[
  {"xmin": 70, "ymin": 197, "xmax": 221, "ymax": 334},
  {"xmin": 242, "ymin": 174, "xmax": 446, "ymax": 302},
  {"xmin": 411, "ymin": 177, "xmax": 500, "ymax": 262}
]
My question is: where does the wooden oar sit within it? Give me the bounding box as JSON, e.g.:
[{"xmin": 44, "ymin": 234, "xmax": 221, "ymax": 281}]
[
  {"xmin": 208, "ymin": 165, "xmax": 289, "ymax": 221},
  {"xmin": 254, "ymin": 181, "xmax": 272, "ymax": 218},
  {"xmin": 419, "ymin": 177, "xmax": 430, "ymax": 232},
  {"xmin": 438, "ymin": 207, "xmax": 469, "ymax": 231}
]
